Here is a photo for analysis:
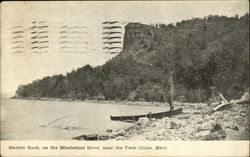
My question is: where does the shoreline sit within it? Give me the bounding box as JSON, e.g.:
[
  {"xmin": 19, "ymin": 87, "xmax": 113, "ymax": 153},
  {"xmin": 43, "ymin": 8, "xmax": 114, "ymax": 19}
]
[
  {"xmin": 5, "ymin": 96, "xmax": 250, "ymax": 141},
  {"xmin": 11, "ymin": 97, "xmax": 184, "ymax": 107},
  {"xmin": 73, "ymin": 102, "xmax": 249, "ymax": 141}
]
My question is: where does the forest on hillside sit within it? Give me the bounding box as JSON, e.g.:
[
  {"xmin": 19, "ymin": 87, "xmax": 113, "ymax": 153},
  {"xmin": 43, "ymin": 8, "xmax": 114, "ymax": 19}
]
[{"xmin": 15, "ymin": 14, "xmax": 249, "ymax": 102}]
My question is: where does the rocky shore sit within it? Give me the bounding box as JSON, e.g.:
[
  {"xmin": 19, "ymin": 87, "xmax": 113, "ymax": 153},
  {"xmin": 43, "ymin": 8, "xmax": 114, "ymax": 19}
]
[{"xmin": 73, "ymin": 102, "xmax": 249, "ymax": 141}]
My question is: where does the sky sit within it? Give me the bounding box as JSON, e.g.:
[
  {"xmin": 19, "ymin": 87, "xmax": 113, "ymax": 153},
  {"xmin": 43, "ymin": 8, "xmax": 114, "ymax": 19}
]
[{"xmin": 1, "ymin": 1, "xmax": 249, "ymax": 97}]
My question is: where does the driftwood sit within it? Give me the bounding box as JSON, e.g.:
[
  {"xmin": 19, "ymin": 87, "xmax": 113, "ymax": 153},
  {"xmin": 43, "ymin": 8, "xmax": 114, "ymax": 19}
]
[
  {"xmin": 212, "ymin": 91, "xmax": 249, "ymax": 112},
  {"xmin": 218, "ymin": 92, "xmax": 228, "ymax": 103}
]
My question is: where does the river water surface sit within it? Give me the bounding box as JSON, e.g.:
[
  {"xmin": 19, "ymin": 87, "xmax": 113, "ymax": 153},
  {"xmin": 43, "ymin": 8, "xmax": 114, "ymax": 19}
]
[{"xmin": 1, "ymin": 98, "xmax": 168, "ymax": 140}]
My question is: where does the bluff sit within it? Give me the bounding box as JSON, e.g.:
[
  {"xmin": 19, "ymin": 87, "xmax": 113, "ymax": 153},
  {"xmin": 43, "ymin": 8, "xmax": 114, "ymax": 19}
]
[{"xmin": 16, "ymin": 14, "xmax": 249, "ymax": 102}]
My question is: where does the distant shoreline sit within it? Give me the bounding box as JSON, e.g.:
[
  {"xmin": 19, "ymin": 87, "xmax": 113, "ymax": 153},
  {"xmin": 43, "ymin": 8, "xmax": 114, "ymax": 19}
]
[{"xmin": 11, "ymin": 97, "xmax": 185, "ymax": 107}]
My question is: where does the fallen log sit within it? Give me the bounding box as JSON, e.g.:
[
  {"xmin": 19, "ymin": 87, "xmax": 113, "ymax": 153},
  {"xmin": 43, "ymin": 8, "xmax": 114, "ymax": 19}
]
[{"xmin": 212, "ymin": 91, "xmax": 249, "ymax": 112}]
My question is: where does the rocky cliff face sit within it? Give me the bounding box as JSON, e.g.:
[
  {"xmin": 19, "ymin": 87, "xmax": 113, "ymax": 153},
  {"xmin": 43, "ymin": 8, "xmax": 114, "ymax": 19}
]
[
  {"xmin": 122, "ymin": 23, "xmax": 160, "ymax": 51},
  {"xmin": 120, "ymin": 23, "xmax": 165, "ymax": 64}
]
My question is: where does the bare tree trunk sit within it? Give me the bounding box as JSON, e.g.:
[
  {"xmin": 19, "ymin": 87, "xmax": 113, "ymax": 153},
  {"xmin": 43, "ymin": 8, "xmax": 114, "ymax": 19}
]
[{"xmin": 167, "ymin": 71, "xmax": 174, "ymax": 110}]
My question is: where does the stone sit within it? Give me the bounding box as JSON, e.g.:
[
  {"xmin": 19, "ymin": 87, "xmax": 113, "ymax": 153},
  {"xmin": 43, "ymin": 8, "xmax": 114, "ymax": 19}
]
[
  {"xmin": 211, "ymin": 123, "xmax": 223, "ymax": 133},
  {"xmin": 134, "ymin": 124, "xmax": 141, "ymax": 130},
  {"xmin": 224, "ymin": 122, "xmax": 239, "ymax": 131},
  {"xmin": 225, "ymin": 129, "xmax": 249, "ymax": 140},
  {"xmin": 72, "ymin": 133, "xmax": 98, "ymax": 140},
  {"xmin": 136, "ymin": 117, "xmax": 149, "ymax": 125},
  {"xmin": 85, "ymin": 134, "xmax": 99, "ymax": 140},
  {"xmin": 177, "ymin": 115, "xmax": 190, "ymax": 120},
  {"xmin": 113, "ymin": 129, "xmax": 125, "ymax": 137},
  {"xmin": 98, "ymin": 135, "xmax": 109, "ymax": 140},
  {"xmin": 196, "ymin": 120, "xmax": 215, "ymax": 131},
  {"xmin": 124, "ymin": 125, "xmax": 134, "ymax": 132},
  {"xmin": 150, "ymin": 123, "xmax": 156, "ymax": 127},
  {"xmin": 150, "ymin": 118, "xmax": 156, "ymax": 121},
  {"xmin": 232, "ymin": 125, "xmax": 240, "ymax": 131},
  {"xmin": 106, "ymin": 129, "xmax": 112, "ymax": 133},
  {"xmin": 116, "ymin": 135, "xmax": 125, "ymax": 140},
  {"xmin": 195, "ymin": 130, "xmax": 211, "ymax": 138},
  {"xmin": 170, "ymin": 121, "xmax": 182, "ymax": 129},
  {"xmin": 203, "ymin": 130, "xmax": 226, "ymax": 140}
]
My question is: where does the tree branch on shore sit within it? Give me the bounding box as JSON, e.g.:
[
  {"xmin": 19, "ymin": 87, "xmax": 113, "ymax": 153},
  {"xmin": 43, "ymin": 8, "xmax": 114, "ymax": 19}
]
[{"xmin": 211, "ymin": 91, "xmax": 249, "ymax": 112}]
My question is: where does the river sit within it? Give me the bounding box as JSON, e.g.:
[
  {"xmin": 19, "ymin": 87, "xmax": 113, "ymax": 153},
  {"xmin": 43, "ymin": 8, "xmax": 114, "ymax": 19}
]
[{"xmin": 1, "ymin": 98, "xmax": 168, "ymax": 140}]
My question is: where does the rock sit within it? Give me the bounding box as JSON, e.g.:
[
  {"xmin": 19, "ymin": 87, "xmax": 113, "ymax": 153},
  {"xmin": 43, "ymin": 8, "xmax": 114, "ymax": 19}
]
[
  {"xmin": 196, "ymin": 120, "xmax": 203, "ymax": 124},
  {"xmin": 116, "ymin": 135, "xmax": 125, "ymax": 140},
  {"xmin": 72, "ymin": 133, "xmax": 98, "ymax": 141},
  {"xmin": 162, "ymin": 117, "xmax": 170, "ymax": 121},
  {"xmin": 136, "ymin": 117, "xmax": 149, "ymax": 125},
  {"xmin": 240, "ymin": 113, "xmax": 246, "ymax": 116},
  {"xmin": 177, "ymin": 115, "xmax": 190, "ymax": 120},
  {"xmin": 196, "ymin": 120, "xmax": 215, "ymax": 131},
  {"xmin": 150, "ymin": 118, "xmax": 156, "ymax": 121},
  {"xmin": 224, "ymin": 122, "xmax": 240, "ymax": 131},
  {"xmin": 225, "ymin": 129, "xmax": 249, "ymax": 140},
  {"xmin": 124, "ymin": 125, "xmax": 135, "ymax": 132},
  {"xmin": 211, "ymin": 123, "xmax": 223, "ymax": 133},
  {"xmin": 113, "ymin": 129, "xmax": 125, "ymax": 137},
  {"xmin": 134, "ymin": 124, "xmax": 141, "ymax": 130},
  {"xmin": 223, "ymin": 122, "xmax": 234, "ymax": 129},
  {"xmin": 193, "ymin": 111, "xmax": 202, "ymax": 114},
  {"xmin": 141, "ymin": 128, "xmax": 149, "ymax": 132},
  {"xmin": 164, "ymin": 122, "xmax": 172, "ymax": 129},
  {"xmin": 232, "ymin": 125, "xmax": 239, "ymax": 131},
  {"xmin": 109, "ymin": 135, "xmax": 116, "ymax": 139},
  {"xmin": 204, "ymin": 130, "xmax": 226, "ymax": 140},
  {"xmin": 106, "ymin": 129, "xmax": 112, "ymax": 133},
  {"xmin": 213, "ymin": 112, "xmax": 224, "ymax": 119},
  {"xmin": 85, "ymin": 134, "xmax": 98, "ymax": 140},
  {"xmin": 155, "ymin": 129, "xmax": 166, "ymax": 136},
  {"xmin": 170, "ymin": 121, "xmax": 182, "ymax": 129},
  {"xmin": 195, "ymin": 130, "xmax": 211, "ymax": 138},
  {"xmin": 98, "ymin": 135, "xmax": 109, "ymax": 140},
  {"xmin": 150, "ymin": 123, "xmax": 156, "ymax": 127}
]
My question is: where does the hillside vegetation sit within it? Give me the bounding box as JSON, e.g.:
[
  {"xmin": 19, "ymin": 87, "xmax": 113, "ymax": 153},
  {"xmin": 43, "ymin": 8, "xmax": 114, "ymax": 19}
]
[{"xmin": 16, "ymin": 14, "xmax": 249, "ymax": 102}]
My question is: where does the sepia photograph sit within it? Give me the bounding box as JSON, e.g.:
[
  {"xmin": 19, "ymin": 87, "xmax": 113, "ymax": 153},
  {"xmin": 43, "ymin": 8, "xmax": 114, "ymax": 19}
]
[{"xmin": 0, "ymin": 1, "xmax": 249, "ymax": 156}]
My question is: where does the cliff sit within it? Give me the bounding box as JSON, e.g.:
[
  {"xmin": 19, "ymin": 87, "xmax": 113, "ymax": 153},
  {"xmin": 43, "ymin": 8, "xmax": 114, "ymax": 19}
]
[{"xmin": 15, "ymin": 14, "xmax": 249, "ymax": 102}]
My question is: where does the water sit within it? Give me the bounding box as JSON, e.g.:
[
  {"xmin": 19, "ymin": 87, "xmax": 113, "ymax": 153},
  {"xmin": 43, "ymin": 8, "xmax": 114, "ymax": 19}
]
[{"xmin": 1, "ymin": 98, "xmax": 168, "ymax": 140}]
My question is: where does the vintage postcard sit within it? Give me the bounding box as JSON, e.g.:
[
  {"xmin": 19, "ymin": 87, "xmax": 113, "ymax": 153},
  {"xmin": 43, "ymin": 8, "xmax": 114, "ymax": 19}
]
[{"xmin": 1, "ymin": 1, "xmax": 249, "ymax": 156}]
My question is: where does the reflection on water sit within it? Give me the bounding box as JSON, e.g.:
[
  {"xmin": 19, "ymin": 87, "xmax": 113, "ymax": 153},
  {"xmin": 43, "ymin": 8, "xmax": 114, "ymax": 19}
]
[{"xmin": 1, "ymin": 98, "xmax": 168, "ymax": 140}]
